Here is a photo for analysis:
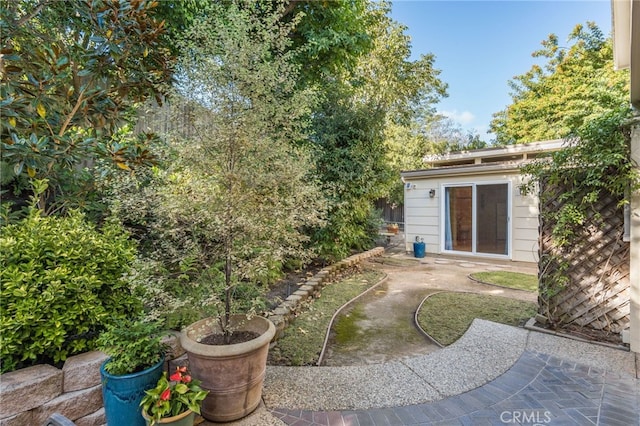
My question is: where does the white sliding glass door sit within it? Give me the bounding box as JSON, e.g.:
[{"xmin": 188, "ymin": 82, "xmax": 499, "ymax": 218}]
[{"xmin": 444, "ymin": 183, "xmax": 509, "ymax": 256}]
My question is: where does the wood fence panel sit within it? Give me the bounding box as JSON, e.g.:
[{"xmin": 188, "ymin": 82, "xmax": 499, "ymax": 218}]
[{"xmin": 375, "ymin": 199, "xmax": 404, "ymax": 225}]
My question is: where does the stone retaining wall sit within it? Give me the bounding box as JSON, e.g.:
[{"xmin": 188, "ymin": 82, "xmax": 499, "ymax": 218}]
[
  {"xmin": 0, "ymin": 247, "xmax": 384, "ymax": 425},
  {"xmin": 0, "ymin": 351, "xmax": 107, "ymax": 426},
  {"xmin": 266, "ymin": 247, "xmax": 385, "ymax": 339}
]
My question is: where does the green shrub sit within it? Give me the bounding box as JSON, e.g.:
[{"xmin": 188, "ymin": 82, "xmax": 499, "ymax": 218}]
[
  {"xmin": 0, "ymin": 208, "xmax": 140, "ymax": 373},
  {"xmin": 96, "ymin": 319, "xmax": 166, "ymax": 376},
  {"xmin": 314, "ymin": 199, "xmax": 381, "ymax": 261}
]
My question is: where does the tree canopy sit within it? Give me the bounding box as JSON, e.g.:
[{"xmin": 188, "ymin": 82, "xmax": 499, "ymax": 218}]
[
  {"xmin": 1, "ymin": 0, "xmax": 450, "ymax": 262},
  {"xmin": 305, "ymin": 1, "xmax": 447, "ymax": 257},
  {"xmin": 490, "ymin": 22, "xmax": 630, "ymax": 144},
  {"xmin": 283, "ymin": 0, "xmax": 373, "ymax": 85},
  {"xmin": 0, "ymin": 0, "xmax": 182, "ymax": 213}
]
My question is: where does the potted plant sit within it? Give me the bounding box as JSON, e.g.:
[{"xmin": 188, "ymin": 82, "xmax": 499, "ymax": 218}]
[
  {"xmin": 174, "ymin": 4, "xmax": 322, "ymax": 423},
  {"xmin": 97, "ymin": 319, "xmax": 167, "ymax": 426},
  {"xmin": 140, "ymin": 366, "xmax": 208, "ymax": 426},
  {"xmin": 180, "ymin": 314, "xmax": 275, "ymax": 422},
  {"xmin": 387, "ymin": 223, "xmax": 399, "ymax": 234}
]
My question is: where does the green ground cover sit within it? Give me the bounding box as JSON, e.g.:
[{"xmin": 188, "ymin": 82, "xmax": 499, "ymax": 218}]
[
  {"xmin": 417, "ymin": 292, "xmax": 537, "ymax": 346},
  {"xmin": 268, "ymin": 268, "xmax": 384, "ymax": 366},
  {"xmin": 469, "ymin": 271, "xmax": 538, "ymax": 292}
]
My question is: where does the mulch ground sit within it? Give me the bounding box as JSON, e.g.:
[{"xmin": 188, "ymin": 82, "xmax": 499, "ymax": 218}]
[
  {"xmin": 264, "ymin": 260, "xmax": 325, "ymax": 310},
  {"xmin": 534, "ymin": 322, "xmax": 624, "ymax": 346}
]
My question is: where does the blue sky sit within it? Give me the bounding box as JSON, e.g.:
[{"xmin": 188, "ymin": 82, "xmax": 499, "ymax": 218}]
[{"xmin": 390, "ymin": 0, "xmax": 613, "ymax": 141}]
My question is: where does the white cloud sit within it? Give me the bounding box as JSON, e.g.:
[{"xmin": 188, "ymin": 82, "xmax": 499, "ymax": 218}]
[{"xmin": 439, "ymin": 109, "xmax": 476, "ymax": 125}]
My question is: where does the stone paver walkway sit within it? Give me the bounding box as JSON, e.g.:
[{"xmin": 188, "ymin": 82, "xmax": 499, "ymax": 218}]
[
  {"xmin": 254, "ymin": 318, "xmax": 639, "ymax": 426},
  {"xmin": 270, "ymin": 350, "xmax": 639, "ymax": 425}
]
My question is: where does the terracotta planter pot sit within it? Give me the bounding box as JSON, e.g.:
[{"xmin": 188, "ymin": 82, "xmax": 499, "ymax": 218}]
[{"xmin": 180, "ymin": 315, "xmax": 275, "ymax": 422}]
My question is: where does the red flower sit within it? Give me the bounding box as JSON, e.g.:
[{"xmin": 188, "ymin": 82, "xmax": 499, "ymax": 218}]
[
  {"xmin": 141, "ymin": 367, "xmax": 208, "ymax": 425},
  {"xmin": 160, "ymin": 389, "xmax": 171, "ymax": 401}
]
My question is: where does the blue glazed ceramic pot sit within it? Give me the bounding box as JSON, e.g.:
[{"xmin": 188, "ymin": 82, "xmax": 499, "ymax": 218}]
[{"xmin": 100, "ymin": 358, "xmax": 164, "ymax": 426}]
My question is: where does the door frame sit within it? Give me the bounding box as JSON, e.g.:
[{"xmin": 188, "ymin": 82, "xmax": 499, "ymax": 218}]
[{"xmin": 440, "ymin": 181, "xmax": 511, "ymax": 259}]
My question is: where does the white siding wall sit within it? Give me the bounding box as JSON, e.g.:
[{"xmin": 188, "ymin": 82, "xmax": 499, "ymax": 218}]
[
  {"xmin": 511, "ymin": 175, "xmax": 539, "ymax": 263},
  {"xmin": 404, "ymin": 182, "xmax": 440, "ymax": 253},
  {"xmin": 403, "ymin": 172, "xmax": 539, "ymax": 263}
]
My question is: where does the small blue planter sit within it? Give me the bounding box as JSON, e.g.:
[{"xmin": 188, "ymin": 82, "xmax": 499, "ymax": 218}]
[
  {"xmin": 100, "ymin": 358, "xmax": 164, "ymax": 426},
  {"xmin": 413, "ymin": 241, "xmax": 426, "ymax": 258}
]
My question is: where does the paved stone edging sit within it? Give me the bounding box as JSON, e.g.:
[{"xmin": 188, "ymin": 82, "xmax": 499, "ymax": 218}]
[{"xmin": 266, "ymin": 247, "xmax": 385, "ymax": 341}]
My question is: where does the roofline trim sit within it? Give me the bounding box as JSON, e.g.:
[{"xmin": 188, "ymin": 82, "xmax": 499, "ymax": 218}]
[
  {"xmin": 422, "ymin": 139, "xmax": 565, "ymax": 164},
  {"xmin": 401, "ymin": 162, "xmax": 527, "ymax": 179}
]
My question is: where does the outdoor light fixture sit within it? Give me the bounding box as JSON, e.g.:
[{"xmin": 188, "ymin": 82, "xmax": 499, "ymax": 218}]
[{"xmin": 429, "ymin": 189, "xmax": 436, "ymax": 198}]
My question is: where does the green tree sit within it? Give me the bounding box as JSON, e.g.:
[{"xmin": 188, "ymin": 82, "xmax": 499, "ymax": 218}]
[
  {"xmin": 506, "ymin": 23, "xmax": 638, "ymax": 331},
  {"xmin": 384, "ymin": 113, "xmax": 486, "ymax": 205},
  {"xmin": 309, "ymin": 1, "xmax": 446, "ymax": 257},
  {"xmin": 311, "ymin": 90, "xmax": 389, "ymax": 258},
  {"xmin": 283, "ymin": 0, "xmax": 373, "ymax": 86},
  {"xmin": 490, "ymin": 22, "xmax": 629, "ymax": 144},
  {"xmin": 1, "ymin": 0, "xmax": 175, "ymax": 214},
  {"xmin": 167, "ymin": 1, "xmax": 326, "ymax": 335}
]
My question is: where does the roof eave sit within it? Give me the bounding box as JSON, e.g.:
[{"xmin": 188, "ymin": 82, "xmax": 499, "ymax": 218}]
[
  {"xmin": 401, "ymin": 162, "xmax": 527, "ymax": 179},
  {"xmin": 423, "ymin": 139, "xmax": 564, "ymax": 165}
]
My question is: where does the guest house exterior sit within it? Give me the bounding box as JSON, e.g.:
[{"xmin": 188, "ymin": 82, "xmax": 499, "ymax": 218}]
[{"xmin": 400, "ymin": 140, "xmax": 564, "ymax": 263}]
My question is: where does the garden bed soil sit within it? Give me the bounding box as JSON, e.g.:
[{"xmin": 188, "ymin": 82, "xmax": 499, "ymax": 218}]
[{"xmin": 200, "ymin": 331, "xmax": 261, "ymax": 345}]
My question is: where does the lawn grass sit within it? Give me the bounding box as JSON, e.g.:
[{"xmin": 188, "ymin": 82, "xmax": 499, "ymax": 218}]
[
  {"xmin": 469, "ymin": 271, "xmax": 538, "ymax": 292},
  {"xmin": 268, "ymin": 268, "xmax": 384, "ymax": 366},
  {"xmin": 417, "ymin": 292, "xmax": 537, "ymax": 346}
]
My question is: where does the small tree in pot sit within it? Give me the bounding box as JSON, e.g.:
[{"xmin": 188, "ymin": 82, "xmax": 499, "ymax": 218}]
[
  {"xmin": 170, "ymin": 2, "xmax": 326, "ymax": 421},
  {"xmin": 172, "ymin": 0, "xmax": 326, "ymax": 338}
]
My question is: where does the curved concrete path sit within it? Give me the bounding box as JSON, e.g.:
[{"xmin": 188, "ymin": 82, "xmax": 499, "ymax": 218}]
[
  {"xmin": 265, "ymin": 320, "xmax": 638, "ymax": 425},
  {"xmin": 206, "ymin": 249, "xmax": 639, "ymax": 426}
]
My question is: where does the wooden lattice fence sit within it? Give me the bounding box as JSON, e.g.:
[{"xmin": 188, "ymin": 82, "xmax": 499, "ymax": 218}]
[{"xmin": 538, "ymin": 182, "xmax": 630, "ymax": 333}]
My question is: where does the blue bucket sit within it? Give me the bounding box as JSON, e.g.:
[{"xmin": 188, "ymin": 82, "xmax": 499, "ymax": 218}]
[
  {"xmin": 413, "ymin": 241, "xmax": 426, "ymax": 258},
  {"xmin": 100, "ymin": 358, "xmax": 164, "ymax": 426}
]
